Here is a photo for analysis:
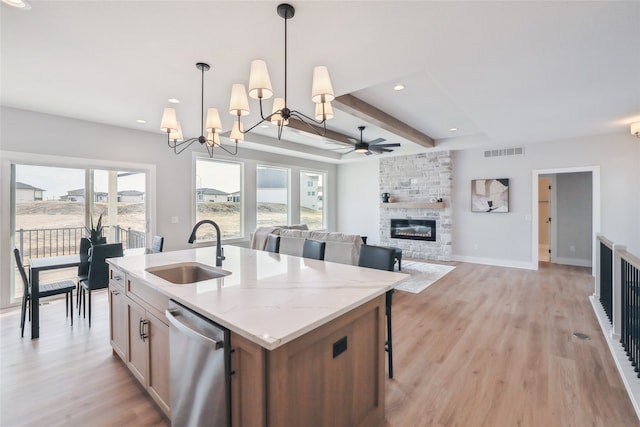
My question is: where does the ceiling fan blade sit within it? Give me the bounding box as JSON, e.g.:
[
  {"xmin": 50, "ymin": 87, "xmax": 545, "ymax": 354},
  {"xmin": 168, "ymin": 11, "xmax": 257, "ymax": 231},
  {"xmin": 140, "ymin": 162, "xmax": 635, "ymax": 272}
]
[
  {"xmin": 369, "ymin": 146, "xmax": 393, "ymax": 153},
  {"xmin": 367, "ymin": 138, "xmax": 386, "ymax": 146},
  {"xmin": 365, "ymin": 151, "xmax": 373, "ymax": 156},
  {"xmin": 374, "ymin": 143, "xmax": 401, "ymax": 148},
  {"xmin": 342, "ymin": 149, "xmax": 355, "ymax": 154}
]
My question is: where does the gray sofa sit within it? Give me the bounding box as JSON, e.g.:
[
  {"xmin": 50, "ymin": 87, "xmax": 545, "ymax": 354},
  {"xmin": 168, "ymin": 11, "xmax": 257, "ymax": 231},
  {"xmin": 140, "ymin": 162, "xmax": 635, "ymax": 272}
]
[{"xmin": 251, "ymin": 226, "xmax": 363, "ymax": 265}]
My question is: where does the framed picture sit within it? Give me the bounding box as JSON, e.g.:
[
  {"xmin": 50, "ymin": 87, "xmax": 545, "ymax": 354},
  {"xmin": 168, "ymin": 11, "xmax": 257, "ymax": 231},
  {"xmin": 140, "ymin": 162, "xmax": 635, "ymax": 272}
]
[{"xmin": 471, "ymin": 178, "xmax": 509, "ymax": 213}]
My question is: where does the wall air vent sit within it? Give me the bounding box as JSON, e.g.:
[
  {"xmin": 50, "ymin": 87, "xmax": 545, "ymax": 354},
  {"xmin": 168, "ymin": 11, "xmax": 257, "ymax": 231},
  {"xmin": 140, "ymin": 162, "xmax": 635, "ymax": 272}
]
[{"xmin": 484, "ymin": 147, "xmax": 524, "ymax": 158}]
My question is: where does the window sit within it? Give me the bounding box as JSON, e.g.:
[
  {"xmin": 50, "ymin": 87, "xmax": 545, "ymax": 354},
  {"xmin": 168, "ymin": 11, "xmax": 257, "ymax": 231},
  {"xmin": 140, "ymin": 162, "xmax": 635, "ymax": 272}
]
[
  {"xmin": 256, "ymin": 166, "xmax": 289, "ymax": 226},
  {"xmin": 195, "ymin": 158, "xmax": 242, "ymax": 240},
  {"xmin": 10, "ymin": 163, "xmax": 149, "ymax": 302},
  {"xmin": 300, "ymin": 171, "xmax": 325, "ymax": 230}
]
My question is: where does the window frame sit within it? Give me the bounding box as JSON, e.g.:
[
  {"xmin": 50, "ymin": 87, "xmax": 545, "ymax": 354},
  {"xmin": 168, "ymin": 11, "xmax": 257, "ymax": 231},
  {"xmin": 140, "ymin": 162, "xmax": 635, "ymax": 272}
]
[
  {"xmin": 193, "ymin": 156, "xmax": 245, "ymax": 243},
  {"xmin": 0, "ymin": 151, "xmax": 155, "ymax": 308}
]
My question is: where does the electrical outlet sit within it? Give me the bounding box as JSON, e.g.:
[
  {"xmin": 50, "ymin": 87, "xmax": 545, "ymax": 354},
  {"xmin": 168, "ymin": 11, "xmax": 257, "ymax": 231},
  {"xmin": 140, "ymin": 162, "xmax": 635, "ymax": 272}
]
[
  {"xmin": 570, "ymin": 245, "xmax": 576, "ymax": 252},
  {"xmin": 474, "ymin": 243, "xmax": 479, "ymax": 250}
]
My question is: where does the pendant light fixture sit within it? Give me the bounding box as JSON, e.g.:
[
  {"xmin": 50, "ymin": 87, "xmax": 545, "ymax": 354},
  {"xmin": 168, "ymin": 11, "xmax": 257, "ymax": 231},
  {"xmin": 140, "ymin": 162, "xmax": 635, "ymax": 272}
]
[
  {"xmin": 160, "ymin": 62, "xmax": 242, "ymax": 158},
  {"xmin": 228, "ymin": 3, "xmax": 335, "ymax": 140}
]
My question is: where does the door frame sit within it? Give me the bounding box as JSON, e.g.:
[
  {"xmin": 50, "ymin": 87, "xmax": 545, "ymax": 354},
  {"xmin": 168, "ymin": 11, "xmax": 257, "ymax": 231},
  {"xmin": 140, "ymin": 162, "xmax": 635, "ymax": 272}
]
[{"xmin": 531, "ymin": 166, "xmax": 600, "ymax": 275}]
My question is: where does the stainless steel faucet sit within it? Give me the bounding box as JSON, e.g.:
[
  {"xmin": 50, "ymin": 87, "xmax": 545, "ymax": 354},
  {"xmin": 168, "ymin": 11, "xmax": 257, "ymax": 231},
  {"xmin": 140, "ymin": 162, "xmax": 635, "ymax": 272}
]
[{"xmin": 188, "ymin": 220, "xmax": 225, "ymax": 267}]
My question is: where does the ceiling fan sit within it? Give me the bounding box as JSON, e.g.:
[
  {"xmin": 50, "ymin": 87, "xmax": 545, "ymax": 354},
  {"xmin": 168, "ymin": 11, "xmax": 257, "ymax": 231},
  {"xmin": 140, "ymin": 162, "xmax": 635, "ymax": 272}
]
[{"xmin": 343, "ymin": 126, "xmax": 401, "ymax": 155}]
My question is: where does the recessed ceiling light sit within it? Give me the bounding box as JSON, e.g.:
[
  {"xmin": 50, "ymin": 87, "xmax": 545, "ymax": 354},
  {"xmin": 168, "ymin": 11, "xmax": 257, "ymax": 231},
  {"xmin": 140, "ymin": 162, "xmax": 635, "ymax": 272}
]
[
  {"xmin": 136, "ymin": 119, "xmax": 147, "ymax": 124},
  {"xmin": 2, "ymin": 0, "xmax": 31, "ymax": 9},
  {"xmin": 449, "ymin": 127, "xmax": 458, "ymax": 132},
  {"xmin": 261, "ymin": 124, "xmax": 269, "ymax": 128},
  {"xmin": 393, "ymin": 84, "xmax": 405, "ymax": 91},
  {"xmin": 168, "ymin": 98, "xmax": 180, "ymax": 104}
]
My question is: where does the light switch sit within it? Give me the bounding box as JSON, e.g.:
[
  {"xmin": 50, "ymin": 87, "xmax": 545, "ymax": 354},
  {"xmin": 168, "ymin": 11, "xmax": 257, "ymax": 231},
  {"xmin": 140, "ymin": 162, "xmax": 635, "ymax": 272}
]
[{"xmin": 171, "ymin": 216, "xmax": 179, "ymax": 224}]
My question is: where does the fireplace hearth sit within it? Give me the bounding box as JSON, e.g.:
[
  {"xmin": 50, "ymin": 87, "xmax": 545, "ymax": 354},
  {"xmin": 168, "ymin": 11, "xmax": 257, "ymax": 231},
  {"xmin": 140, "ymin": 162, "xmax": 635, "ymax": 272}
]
[{"xmin": 390, "ymin": 219, "xmax": 436, "ymax": 241}]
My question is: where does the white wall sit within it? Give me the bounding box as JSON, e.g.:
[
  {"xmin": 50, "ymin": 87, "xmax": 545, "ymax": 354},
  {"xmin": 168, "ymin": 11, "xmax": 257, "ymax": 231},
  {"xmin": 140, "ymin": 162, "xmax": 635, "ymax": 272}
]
[
  {"xmin": 336, "ymin": 159, "xmax": 381, "ymax": 244},
  {"xmin": 0, "ymin": 107, "xmax": 337, "ymax": 306},
  {"xmin": 338, "ymin": 132, "xmax": 640, "ymax": 267}
]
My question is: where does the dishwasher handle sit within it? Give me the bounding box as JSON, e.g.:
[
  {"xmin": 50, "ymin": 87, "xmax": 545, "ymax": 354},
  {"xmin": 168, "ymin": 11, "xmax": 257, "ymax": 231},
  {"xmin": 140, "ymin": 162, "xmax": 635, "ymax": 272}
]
[{"xmin": 166, "ymin": 308, "xmax": 224, "ymax": 350}]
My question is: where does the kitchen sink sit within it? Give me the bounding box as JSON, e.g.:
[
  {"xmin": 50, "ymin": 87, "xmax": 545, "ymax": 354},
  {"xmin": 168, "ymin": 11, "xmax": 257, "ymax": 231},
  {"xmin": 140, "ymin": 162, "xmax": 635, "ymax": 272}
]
[{"xmin": 145, "ymin": 262, "xmax": 231, "ymax": 284}]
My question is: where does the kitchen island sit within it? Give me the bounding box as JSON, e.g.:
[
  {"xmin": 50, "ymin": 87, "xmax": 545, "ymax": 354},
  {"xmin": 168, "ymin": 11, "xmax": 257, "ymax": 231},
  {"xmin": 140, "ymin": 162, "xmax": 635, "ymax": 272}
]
[{"xmin": 107, "ymin": 245, "xmax": 408, "ymax": 427}]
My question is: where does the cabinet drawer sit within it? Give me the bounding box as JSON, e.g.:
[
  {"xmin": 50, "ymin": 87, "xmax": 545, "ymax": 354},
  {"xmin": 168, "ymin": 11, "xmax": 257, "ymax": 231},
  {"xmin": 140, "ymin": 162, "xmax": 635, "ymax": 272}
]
[
  {"xmin": 109, "ymin": 266, "xmax": 126, "ymax": 291},
  {"xmin": 127, "ymin": 276, "xmax": 169, "ymax": 322}
]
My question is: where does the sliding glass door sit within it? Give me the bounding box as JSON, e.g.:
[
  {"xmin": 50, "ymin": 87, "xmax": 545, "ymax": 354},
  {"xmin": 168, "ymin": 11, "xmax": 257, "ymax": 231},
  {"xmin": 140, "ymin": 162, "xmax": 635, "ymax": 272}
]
[{"xmin": 9, "ymin": 163, "xmax": 148, "ymax": 303}]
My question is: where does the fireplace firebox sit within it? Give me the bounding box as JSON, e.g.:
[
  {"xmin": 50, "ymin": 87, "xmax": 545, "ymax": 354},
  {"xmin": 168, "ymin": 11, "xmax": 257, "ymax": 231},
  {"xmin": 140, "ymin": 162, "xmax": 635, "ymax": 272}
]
[{"xmin": 390, "ymin": 219, "xmax": 436, "ymax": 241}]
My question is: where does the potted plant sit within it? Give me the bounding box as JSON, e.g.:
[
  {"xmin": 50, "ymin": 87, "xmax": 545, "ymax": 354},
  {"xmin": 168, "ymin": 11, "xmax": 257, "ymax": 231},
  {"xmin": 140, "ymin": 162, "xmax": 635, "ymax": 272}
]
[{"xmin": 86, "ymin": 213, "xmax": 107, "ymax": 245}]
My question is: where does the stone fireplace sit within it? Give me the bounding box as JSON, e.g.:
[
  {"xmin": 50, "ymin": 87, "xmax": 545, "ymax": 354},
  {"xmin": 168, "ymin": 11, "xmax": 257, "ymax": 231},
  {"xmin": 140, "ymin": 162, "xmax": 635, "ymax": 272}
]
[{"xmin": 379, "ymin": 151, "xmax": 452, "ymax": 261}]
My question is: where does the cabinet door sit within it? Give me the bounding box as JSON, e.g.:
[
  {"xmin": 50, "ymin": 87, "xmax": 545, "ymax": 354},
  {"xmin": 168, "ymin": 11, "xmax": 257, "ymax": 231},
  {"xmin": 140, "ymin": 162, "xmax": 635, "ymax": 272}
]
[
  {"xmin": 231, "ymin": 333, "xmax": 266, "ymax": 427},
  {"xmin": 127, "ymin": 299, "xmax": 147, "ymax": 385},
  {"xmin": 109, "ymin": 286, "xmax": 127, "ymax": 360},
  {"xmin": 147, "ymin": 311, "xmax": 171, "ymax": 417}
]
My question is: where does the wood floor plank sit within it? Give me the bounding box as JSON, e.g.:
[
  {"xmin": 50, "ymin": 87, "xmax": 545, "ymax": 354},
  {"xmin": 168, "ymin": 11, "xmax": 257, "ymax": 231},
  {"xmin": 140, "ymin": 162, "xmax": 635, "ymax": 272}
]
[{"xmin": 1, "ymin": 262, "xmax": 638, "ymax": 426}]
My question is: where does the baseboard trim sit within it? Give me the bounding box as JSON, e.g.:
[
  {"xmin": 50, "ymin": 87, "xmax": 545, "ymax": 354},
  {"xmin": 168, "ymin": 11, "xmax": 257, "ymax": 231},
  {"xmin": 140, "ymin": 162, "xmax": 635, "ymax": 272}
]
[
  {"xmin": 552, "ymin": 256, "xmax": 592, "ymax": 267},
  {"xmin": 450, "ymin": 255, "xmax": 536, "ymax": 270},
  {"xmin": 589, "ymin": 295, "xmax": 640, "ymax": 423}
]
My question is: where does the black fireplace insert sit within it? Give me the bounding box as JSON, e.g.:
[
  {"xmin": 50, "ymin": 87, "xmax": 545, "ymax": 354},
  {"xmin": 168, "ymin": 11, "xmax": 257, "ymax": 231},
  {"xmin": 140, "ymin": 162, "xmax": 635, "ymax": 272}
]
[{"xmin": 390, "ymin": 219, "xmax": 436, "ymax": 241}]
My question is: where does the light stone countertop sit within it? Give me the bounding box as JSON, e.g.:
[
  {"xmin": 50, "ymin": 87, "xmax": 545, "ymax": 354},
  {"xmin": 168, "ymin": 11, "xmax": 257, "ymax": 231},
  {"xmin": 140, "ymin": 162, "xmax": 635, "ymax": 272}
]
[{"xmin": 108, "ymin": 245, "xmax": 409, "ymax": 350}]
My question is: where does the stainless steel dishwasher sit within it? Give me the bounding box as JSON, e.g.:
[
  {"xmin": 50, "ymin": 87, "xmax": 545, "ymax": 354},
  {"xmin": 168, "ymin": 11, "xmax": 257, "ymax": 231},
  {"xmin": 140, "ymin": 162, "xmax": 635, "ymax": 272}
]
[{"xmin": 166, "ymin": 300, "xmax": 230, "ymax": 427}]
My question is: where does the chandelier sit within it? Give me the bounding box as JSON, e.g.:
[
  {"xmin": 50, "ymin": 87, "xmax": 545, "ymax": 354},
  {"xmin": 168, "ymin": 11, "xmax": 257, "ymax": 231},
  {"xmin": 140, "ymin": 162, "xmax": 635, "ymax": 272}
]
[
  {"xmin": 228, "ymin": 3, "xmax": 335, "ymax": 140},
  {"xmin": 160, "ymin": 63, "xmax": 243, "ymax": 158}
]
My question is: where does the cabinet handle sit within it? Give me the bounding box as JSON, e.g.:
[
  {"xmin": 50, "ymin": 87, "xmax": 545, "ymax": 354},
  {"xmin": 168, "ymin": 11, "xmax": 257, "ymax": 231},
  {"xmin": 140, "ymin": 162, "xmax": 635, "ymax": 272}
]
[
  {"xmin": 112, "ymin": 290, "xmax": 120, "ymax": 296},
  {"xmin": 141, "ymin": 319, "xmax": 149, "ymax": 341},
  {"xmin": 114, "ymin": 275, "xmax": 122, "ymax": 281}
]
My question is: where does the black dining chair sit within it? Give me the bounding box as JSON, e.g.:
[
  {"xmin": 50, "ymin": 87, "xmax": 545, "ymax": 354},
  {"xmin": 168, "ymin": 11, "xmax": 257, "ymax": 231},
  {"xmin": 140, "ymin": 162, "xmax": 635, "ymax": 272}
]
[
  {"xmin": 358, "ymin": 244, "xmax": 396, "ymax": 378},
  {"xmin": 265, "ymin": 234, "xmax": 281, "ymax": 253},
  {"xmin": 76, "ymin": 237, "xmax": 91, "ymax": 308},
  {"xmin": 151, "ymin": 235, "xmax": 164, "ymax": 253},
  {"xmin": 14, "ymin": 248, "xmax": 75, "ymax": 338},
  {"xmin": 79, "ymin": 243, "xmax": 123, "ymax": 327},
  {"xmin": 302, "ymin": 238, "xmax": 325, "ymax": 260}
]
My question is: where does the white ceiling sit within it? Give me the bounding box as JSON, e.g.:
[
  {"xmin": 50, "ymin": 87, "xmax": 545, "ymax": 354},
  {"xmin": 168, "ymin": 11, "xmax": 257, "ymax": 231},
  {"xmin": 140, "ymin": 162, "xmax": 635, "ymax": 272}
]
[{"xmin": 2, "ymin": 1, "xmax": 639, "ymax": 164}]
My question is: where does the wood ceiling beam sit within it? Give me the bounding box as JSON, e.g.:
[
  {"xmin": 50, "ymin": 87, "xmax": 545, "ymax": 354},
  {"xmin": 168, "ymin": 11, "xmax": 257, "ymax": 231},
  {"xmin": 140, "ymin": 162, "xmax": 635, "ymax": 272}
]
[
  {"xmin": 333, "ymin": 94, "xmax": 435, "ymax": 148},
  {"xmin": 286, "ymin": 118, "xmax": 354, "ymax": 146}
]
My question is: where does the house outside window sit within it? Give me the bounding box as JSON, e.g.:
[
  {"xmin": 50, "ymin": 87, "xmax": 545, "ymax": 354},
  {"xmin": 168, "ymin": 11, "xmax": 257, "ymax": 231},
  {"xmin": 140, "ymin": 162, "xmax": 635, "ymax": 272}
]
[
  {"xmin": 300, "ymin": 171, "xmax": 325, "ymax": 230},
  {"xmin": 195, "ymin": 158, "xmax": 242, "ymax": 240},
  {"xmin": 256, "ymin": 166, "xmax": 289, "ymax": 226}
]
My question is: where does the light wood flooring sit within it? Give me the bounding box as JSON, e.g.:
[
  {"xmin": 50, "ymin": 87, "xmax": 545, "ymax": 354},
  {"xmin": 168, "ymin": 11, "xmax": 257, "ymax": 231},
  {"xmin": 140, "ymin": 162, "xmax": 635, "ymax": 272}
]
[{"xmin": 1, "ymin": 262, "xmax": 638, "ymax": 427}]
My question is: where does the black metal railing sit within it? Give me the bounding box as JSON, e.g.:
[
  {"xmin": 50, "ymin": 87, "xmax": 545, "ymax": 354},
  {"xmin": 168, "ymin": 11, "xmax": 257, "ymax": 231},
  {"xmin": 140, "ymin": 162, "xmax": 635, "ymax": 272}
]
[
  {"xmin": 16, "ymin": 226, "xmax": 85, "ymax": 265},
  {"xmin": 112, "ymin": 225, "xmax": 145, "ymax": 249},
  {"xmin": 599, "ymin": 241, "xmax": 613, "ymax": 322},
  {"xmin": 621, "ymin": 256, "xmax": 640, "ymax": 377},
  {"xmin": 15, "ymin": 225, "xmax": 146, "ymax": 266}
]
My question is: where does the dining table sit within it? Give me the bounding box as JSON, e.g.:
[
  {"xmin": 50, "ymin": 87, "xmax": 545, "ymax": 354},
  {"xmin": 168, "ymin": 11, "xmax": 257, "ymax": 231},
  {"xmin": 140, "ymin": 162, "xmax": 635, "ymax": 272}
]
[
  {"xmin": 29, "ymin": 254, "xmax": 81, "ymax": 339},
  {"xmin": 27, "ymin": 247, "xmax": 152, "ymax": 339}
]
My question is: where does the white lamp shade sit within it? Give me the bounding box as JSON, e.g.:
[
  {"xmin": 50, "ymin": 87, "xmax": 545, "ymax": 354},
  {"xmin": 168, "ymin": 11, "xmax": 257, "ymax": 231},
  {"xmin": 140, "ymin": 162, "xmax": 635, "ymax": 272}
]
[
  {"xmin": 160, "ymin": 107, "xmax": 178, "ymax": 132},
  {"xmin": 206, "ymin": 131, "xmax": 220, "ymax": 147},
  {"xmin": 230, "ymin": 121, "xmax": 244, "ymax": 142},
  {"xmin": 205, "ymin": 108, "xmax": 222, "ymax": 133},
  {"xmin": 169, "ymin": 122, "xmax": 184, "ymax": 142},
  {"xmin": 631, "ymin": 122, "xmax": 640, "ymax": 137},
  {"xmin": 311, "ymin": 66, "xmax": 335, "ymax": 103},
  {"xmin": 315, "ymin": 101, "xmax": 334, "ymax": 121},
  {"xmin": 270, "ymin": 97, "xmax": 289, "ymax": 126},
  {"xmin": 229, "ymin": 84, "xmax": 250, "ymax": 116},
  {"xmin": 248, "ymin": 60, "xmax": 273, "ymax": 100}
]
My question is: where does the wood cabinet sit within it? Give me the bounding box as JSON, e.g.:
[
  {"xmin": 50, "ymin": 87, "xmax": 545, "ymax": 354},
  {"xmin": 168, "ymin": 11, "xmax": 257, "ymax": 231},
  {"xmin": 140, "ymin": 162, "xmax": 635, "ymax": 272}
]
[
  {"xmin": 108, "ymin": 267, "xmax": 127, "ymax": 359},
  {"xmin": 108, "ymin": 267, "xmax": 171, "ymax": 418},
  {"xmin": 230, "ymin": 295, "xmax": 386, "ymax": 427},
  {"xmin": 109, "ymin": 263, "xmax": 386, "ymax": 427}
]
